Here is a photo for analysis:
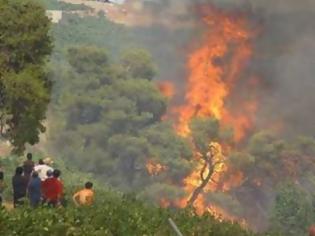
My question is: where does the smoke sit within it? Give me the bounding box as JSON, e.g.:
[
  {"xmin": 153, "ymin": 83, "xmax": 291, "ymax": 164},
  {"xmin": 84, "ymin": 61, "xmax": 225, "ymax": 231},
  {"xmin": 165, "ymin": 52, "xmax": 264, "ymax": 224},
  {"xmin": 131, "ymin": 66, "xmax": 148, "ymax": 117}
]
[
  {"xmin": 206, "ymin": 0, "xmax": 315, "ymax": 138},
  {"xmin": 250, "ymin": 1, "xmax": 315, "ymax": 137},
  {"xmin": 141, "ymin": 0, "xmax": 315, "ymax": 137}
]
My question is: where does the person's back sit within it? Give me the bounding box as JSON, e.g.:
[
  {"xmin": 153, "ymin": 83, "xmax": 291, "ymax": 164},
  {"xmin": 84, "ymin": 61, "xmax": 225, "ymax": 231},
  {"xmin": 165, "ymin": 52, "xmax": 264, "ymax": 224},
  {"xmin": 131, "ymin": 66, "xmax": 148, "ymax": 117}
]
[
  {"xmin": 0, "ymin": 166, "xmax": 4, "ymax": 205},
  {"xmin": 28, "ymin": 172, "xmax": 41, "ymax": 207},
  {"xmin": 23, "ymin": 153, "xmax": 34, "ymax": 177},
  {"xmin": 41, "ymin": 170, "xmax": 52, "ymax": 201},
  {"xmin": 41, "ymin": 169, "xmax": 63, "ymax": 206},
  {"xmin": 34, "ymin": 159, "xmax": 53, "ymax": 181},
  {"xmin": 309, "ymin": 225, "xmax": 315, "ymax": 236},
  {"xmin": 12, "ymin": 167, "xmax": 28, "ymax": 207},
  {"xmin": 72, "ymin": 182, "xmax": 94, "ymax": 206}
]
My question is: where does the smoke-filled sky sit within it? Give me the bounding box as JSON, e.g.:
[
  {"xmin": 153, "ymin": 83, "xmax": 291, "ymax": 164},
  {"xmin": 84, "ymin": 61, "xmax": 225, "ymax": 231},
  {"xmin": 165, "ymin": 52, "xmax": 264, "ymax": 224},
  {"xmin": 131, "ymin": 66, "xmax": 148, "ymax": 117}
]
[{"xmin": 142, "ymin": 0, "xmax": 315, "ymax": 137}]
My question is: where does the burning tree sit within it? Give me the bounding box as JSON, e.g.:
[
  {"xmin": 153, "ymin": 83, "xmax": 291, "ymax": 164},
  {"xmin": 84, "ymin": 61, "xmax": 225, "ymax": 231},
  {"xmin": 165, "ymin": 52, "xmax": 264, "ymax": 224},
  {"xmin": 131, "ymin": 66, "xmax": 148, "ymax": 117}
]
[
  {"xmin": 187, "ymin": 142, "xmax": 226, "ymax": 207},
  {"xmin": 157, "ymin": 5, "xmax": 259, "ymax": 221},
  {"xmin": 177, "ymin": 117, "xmax": 235, "ymax": 217}
]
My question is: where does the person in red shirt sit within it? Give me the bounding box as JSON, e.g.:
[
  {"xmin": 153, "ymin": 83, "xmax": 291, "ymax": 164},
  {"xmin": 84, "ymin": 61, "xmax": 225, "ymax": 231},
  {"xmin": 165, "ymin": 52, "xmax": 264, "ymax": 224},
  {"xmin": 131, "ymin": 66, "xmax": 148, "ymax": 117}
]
[
  {"xmin": 41, "ymin": 169, "xmax": 63, "ymax": 207},
  {"xmin": 310, "ymin": 225, "xmax": 315, "ymax": 236}
]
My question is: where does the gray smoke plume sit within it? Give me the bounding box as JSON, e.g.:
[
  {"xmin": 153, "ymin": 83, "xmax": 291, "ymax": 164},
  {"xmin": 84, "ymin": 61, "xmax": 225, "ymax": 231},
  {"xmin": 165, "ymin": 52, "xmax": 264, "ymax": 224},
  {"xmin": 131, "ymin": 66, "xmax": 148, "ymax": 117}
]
[{"xmin": 142, "ymin": 0, "xmax": 315, "ymax": 137}]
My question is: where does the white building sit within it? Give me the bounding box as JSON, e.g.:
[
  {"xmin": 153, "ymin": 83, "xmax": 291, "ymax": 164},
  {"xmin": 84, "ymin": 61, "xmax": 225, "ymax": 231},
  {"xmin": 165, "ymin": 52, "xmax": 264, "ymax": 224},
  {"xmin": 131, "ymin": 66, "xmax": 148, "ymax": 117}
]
[{"xmin": 46, "ymin": 10, "xmax": 63, "ymax": 24}]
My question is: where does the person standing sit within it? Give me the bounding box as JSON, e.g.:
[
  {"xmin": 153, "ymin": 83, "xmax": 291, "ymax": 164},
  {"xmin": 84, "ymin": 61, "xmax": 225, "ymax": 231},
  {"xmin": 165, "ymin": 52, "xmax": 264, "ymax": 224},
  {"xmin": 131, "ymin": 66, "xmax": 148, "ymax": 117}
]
[
  {"xmin": 34, "ymin": 159, "xmax": 53, "ymax": 181},
  {"xmin": 28, "ymin": 171, "xmax": 41, "ymax": 207},
  {"xmin": 0, "ymin": 164, "xmax": 4, "ymax": 206},
  {"xmin": 41, "ymin": 169, "xmax": 63, "ymax": 207},
  {"xmin": 72, "ymin": 182, "xmax": 94, "ymax": 206},
  {"xmin": 41, "ymin": 170, "xmax": 52, "ymax": 202},
  {"xmin": 23, "ymin": 153, "xmax": 34, "ymax": 181},
  {"xmin": 310, "ymin": 225, "xmax": 315, "ymax": 236},
  {"xmin": 12, "ymin": 167, "xmax": 28, "ymax": 207}
]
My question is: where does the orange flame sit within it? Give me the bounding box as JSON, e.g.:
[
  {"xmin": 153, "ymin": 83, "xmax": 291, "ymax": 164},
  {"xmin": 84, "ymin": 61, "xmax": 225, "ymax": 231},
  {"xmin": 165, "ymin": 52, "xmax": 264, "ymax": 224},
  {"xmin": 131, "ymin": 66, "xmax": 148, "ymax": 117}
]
[
  {"xmin": 173, "ymin": 7, "xmax": 256, "ymax": 140},
  {"xmin": 164, "ymin": 6, "xmax": 257, "ymax": 223},
  {"xmin": 146, "ymin": 160, "xmax": 167, "ymax": 176},
  {"xmin": 150, "ymin": 6, "xmax": 259, "ymax": 225},
  {"xmin": 157, "ymin": 81, "xmax": 175, "ymax": 98}
]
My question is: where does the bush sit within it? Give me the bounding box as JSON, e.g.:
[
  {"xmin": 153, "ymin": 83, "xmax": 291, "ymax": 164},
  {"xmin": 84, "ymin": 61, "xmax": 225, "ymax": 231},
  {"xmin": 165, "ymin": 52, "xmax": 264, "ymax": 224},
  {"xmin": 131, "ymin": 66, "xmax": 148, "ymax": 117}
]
[{"xmin": 0, "ymin": 190, "xmax": 266, "ymax": 236}]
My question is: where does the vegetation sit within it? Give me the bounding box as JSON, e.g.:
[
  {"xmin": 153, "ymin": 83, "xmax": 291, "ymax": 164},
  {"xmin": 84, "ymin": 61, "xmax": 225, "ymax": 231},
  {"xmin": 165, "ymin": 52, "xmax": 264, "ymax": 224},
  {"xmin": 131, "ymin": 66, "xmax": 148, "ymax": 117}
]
[
  {"xmin": 0, "ymin": 0, "xmax": 52, "ymax": 153},
  {"xmin": 39, "ymin": 0, "xmax": 90, "ymax": 11},
  {"xmin": 43, "ymin": 2, "xmax": 315, "ymax": 233},
  {"xmin": 49, "ymin": 45, "xmax": 192, "ymax": 199},
  {"xmin": 0, "ymin": 154, "xmax": 270, "ymax": 236},
  {"xmin": 0, "ymin": 0, "xmax": 314, "ymax": 235},
  {"xmin": 0, "ymin": 195, "xmax": 264, "ymax": 236},
  {"xmin": 271, "ymin": 183, "xmax": 314, "ymax": 236}
]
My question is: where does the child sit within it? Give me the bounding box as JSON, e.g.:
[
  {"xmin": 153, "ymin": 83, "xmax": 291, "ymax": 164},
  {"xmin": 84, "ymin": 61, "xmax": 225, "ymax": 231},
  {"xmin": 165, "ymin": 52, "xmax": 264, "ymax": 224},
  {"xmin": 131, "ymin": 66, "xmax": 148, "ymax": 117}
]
[{"xmin": 72, "ymin": 182, "xmax": 94, "ymax": 206}]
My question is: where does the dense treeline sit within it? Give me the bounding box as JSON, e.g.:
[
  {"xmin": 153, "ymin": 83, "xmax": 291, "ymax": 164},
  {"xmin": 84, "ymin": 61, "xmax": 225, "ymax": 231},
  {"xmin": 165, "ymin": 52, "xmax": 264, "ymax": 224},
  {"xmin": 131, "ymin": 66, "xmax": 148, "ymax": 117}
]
[{"xmin": 49, "ymin": 45, "xmax": 192, "ymax": 197}]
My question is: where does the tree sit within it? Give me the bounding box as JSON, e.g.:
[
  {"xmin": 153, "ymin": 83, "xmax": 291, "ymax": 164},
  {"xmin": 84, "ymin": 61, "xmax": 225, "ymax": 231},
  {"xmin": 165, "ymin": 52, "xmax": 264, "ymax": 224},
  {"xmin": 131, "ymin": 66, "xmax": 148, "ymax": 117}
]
[
  {"xmin": 121, "ymin": 49, "xmax": 157, "ymax": 80},
  {"xmin": 186, "ymin": 118, "xmax": 232, "ymax": 207},
  {"xmin": 49, "ymin": 46, "xmax": 192, "ymax": 194},
  {"xmin": 0, "ymin": 0, "xmax": 52, "ymax": 153},
  {"xmin": 271, "ymin": 183, "xmax": 313, "ymax": 236},
  {"xmin": 67, "ymin": 46, "xmax": 109, "ymax": 74}
]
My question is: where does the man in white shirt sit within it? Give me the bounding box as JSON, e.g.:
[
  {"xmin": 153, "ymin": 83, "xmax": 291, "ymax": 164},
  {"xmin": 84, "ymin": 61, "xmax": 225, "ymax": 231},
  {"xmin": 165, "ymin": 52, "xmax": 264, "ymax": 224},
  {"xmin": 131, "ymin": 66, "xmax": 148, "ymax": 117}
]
[{"xmin": 34, "ymin": 159, "xmax": 53, "ymax": 181}]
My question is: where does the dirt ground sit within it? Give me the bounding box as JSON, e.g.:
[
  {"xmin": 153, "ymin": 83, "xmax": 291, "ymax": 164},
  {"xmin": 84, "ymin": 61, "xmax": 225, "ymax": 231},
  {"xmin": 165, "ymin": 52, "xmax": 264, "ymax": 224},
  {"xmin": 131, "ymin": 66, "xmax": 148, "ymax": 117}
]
[{"xmin": 0, "ymin": 142, "xmax": 11, "ymax": 157}]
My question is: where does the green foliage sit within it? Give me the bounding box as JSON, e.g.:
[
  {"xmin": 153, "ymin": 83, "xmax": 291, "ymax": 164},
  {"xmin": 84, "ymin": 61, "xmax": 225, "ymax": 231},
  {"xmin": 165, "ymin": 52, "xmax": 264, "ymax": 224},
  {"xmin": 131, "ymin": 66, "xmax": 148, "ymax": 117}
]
[
  {"xmin": 67, "ymin": 47, "xmax": 109, "ymax": 74},
  {"xmin": 229, "ymin": 152, "xmax": 255, "ymax": 172},
  {"xmin": 295, "ymin": 136, "xmax": 315, "ymax": 156},
  {"xmin": 0, "ymin": 0, "xmax": 51, "ymax": 71},
  {"xmin": 271, "ymin": 183, "xmax": 314, "ymax": 236},
  {"xmin": 51, "ymin": 14, "xmax": 134, "ymax": 62},
  {"xmin": 121, "ymin": 49, "xmax": 157, "ymax": 80},
  {"xmin": 2, "ymin": 66, "xmax": 50, "ymax": 149},
  {"xmin": 0, "ymin": 154, "xmax": 262, "ymax": 235},
  {"xmin": 247, "ymin": 132, "xmax": 286, "ymax": 160},
  {"xmin": 0, "ymin": 192, "xmax": 269, "ymax": 236},
  {"xmin": 49, "ymin": 46, "xmax": 192, "ymax": 196},
  {"xmin": 190, "ymin": 117, "xmax": 233, "ymax": 154},
  {"xmin": 38, "ymin": 0, "xmax": 90, "ymax": 11},
  {"xmin": 0, "ymin": 0, "xmax": 52, "ymax": 153}
]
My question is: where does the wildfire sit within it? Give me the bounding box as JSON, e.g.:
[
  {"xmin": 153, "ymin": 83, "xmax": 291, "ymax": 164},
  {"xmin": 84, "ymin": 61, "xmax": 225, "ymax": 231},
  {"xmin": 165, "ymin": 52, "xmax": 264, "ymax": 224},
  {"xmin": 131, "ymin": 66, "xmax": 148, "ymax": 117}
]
[
  {"xmin": 157, "ymin": 81, "xmax": 175, "ymax": 98},
  {"xmin": 184, "ymin": 142, "xmax": 227, "ymax": 194},
  {"xmin": 146, "ymin": 160, "xmax": 167, "ymax": 176},
  {"xmin": 163, "ymin": 6, "xmax": 258, "ymax": 222},
  {"xmin": 173, "ymin": 7, "xmax": 256, "ymax": 140}
]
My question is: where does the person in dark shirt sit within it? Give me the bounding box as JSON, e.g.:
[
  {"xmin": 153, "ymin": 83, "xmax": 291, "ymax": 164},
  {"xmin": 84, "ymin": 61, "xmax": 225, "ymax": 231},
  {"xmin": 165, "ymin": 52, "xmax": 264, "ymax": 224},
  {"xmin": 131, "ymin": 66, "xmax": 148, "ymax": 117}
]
[
  {"xmin": 23, "ymin": 153, "xmax": 34, "ymax": 181},
  {"xmin": 0, "ymin": 164, "xmax": 4, "ymax": 206},
  {"xmin": 12, "ymin": 167, "xmax": 28, "ymax": 207},
  {"xmin": 28, "ymin": 171, "xmax": 41, "ymax": 207}
]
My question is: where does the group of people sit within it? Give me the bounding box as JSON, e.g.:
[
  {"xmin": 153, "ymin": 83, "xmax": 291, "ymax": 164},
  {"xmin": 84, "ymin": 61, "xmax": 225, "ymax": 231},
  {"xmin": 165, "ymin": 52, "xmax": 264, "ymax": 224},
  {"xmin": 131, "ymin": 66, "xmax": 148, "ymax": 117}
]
[{"xmin": 0, "ymin": 153, "xmax": 95, "ymax": 208}]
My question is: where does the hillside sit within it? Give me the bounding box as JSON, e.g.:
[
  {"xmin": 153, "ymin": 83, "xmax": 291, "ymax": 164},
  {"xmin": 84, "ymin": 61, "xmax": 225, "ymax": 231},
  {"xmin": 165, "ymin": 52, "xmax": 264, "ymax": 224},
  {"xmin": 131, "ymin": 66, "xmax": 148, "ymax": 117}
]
[
  {"xmin": 0, "ymin": 153, "xmax": 274, "ymax": 236},
  {"xmin": 1, "ymin": 0, "xmax": 315, "ymax": 235}
]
